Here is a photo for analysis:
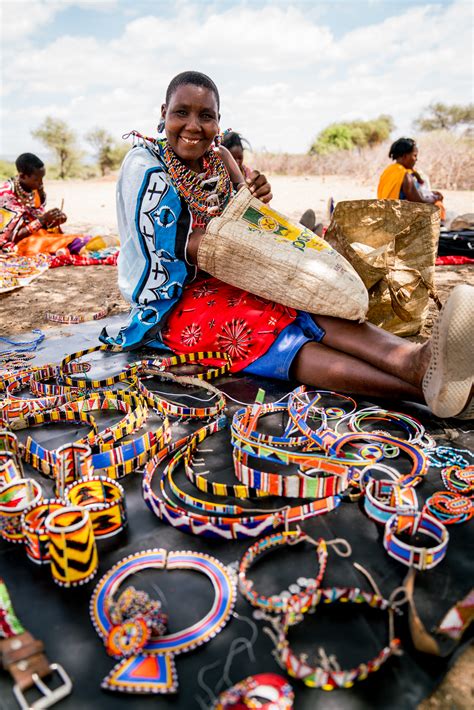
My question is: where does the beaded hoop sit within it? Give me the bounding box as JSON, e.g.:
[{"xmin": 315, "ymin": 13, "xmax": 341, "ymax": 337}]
[
  {"xmin": 268, "ymin": 587, "xmax": 401, "ymax": 690},
  {"xmin": 90, "ymin": 549, "xmax": 237, "ymax": 694},
  {"xmin": 239, "ymin": 530, "xmax": 328, "ymax": 613}
]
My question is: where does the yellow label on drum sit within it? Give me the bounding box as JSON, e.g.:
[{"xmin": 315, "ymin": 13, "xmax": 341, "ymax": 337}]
[{"xmin": 242, "ymin": 204, "xmax": 330, "ymax": 253}]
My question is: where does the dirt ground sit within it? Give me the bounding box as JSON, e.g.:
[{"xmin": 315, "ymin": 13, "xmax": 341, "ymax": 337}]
[{"xmin": 0, "ymin": 177, "xmax": 473, "ymax": 707}]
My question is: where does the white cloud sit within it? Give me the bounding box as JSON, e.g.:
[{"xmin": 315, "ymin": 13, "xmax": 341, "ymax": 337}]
[{"xmin": 1, "ymin": 0, "xmax": 472, "ymax": 156}]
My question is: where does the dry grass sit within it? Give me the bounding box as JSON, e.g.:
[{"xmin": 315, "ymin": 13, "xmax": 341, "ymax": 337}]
[{"xmin": 251, "ymin": 131, "xmax": 474, "ymax": 190}]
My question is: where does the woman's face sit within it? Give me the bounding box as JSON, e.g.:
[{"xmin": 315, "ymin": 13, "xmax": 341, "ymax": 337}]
[
  {"xmin": 162, "ymin": 84, "xmax": 219, "ymax": 170},
  {"xmin": 400, "ymin": 148, "xmax": 418, "ymax": 170},
  {"xmin": 19, "ymin": 167, "xmax": 45, "ymax": 191}
]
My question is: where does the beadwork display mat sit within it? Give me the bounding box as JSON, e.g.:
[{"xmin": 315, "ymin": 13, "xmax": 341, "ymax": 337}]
[{"xmin": 0, "ymin": 317, "xmax": 472, "ymax": 710}]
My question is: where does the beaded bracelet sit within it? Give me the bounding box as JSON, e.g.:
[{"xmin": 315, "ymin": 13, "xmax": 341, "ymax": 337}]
[
  {"xmin": 0, "ymin": 478, "xmax": 43, "ymax": 543},
  {"xmin": 232, "ymin": 403, "xmax": 308, "ymax": 449},
  {"xmin": 441, "ymin": 465, "xmax": 474, "ymax": 495},
  {"xmin": 137, "ymin": 369, "xmax": 226, "ymax": 420},
  {"xmin": 59, "ymin": 345, "xmax": 137, "ymax": 389},
  {"xmin": 424, "ymin": 491, "xmax": 473, "ymax": 525},
  {"xmin": 239, "ymin": 530, "xmax": 329, "ymax": 613},
  {"xmin": 141, "ymin": 350, "xmax": 232, "ymax": 382},
  {"xmin": 2, "ymin": 367, "xmax": 76, "ymax": 419},
  {"xmin": 0, "ymin": 429, "xmax": 24, "ymax": 477},
  {"xmin": 21, "ymin": 498, "xmax": 66, "ymax": 564},
  {"xmin": 65, "ymin": 476, "xmax": 127, "ymax": 538},
  {"xmin": 383, "ymin": 511, "xmax": 449, "ymax": 570},
  {"xmin": 363, "ymin": 478, "xmax": 418, "ymax": 525},
  {"xmin": 90, "ymin": 548, "xmax": 236, "ymax": 694},
  {"xmin": 27, "ymin": 218, "xmax": 42, "ymax": 233},
  {"xmin": 0, "ymin": 455, "xmax": 22, "ymax": 487},
  {"xmin": 45, "ymin": 306, "xmax": 110, "ymax": 325},
  {"xmin": 341, "ymin": 406, "xmax": 429, "ymax": 448},
  {"xmin": 267, "ymin": 587, "xmax": 402, "ymax": 690},
  {"xmin": 45, "ymin": 506, "xmax": 98, "ymax": 587}
]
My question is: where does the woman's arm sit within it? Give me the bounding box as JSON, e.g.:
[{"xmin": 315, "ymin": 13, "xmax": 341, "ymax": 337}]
[{"xmin": 402, "ymin": 173, "xmax": 437, "ymax": 204}]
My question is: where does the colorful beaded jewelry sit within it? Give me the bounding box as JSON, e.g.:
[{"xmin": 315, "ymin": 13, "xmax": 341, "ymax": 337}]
[
  {"xmin": 0, "ymin": 478, "xmax": 43, "ymax": 543},
  {"xmin": 45, "ymin": 506, "xmax": 98, "ymax": 587},
  {"xmin": 59, "ymin": 345, "xmax": 137, "ymax": 389},
  {"xmin": 424, "ymin": 491, "xmax": 473, "ymax": 525},
  {"xmin": 215, "ymin": 673, "xmax": 294, "ymax": 709},
  {"xmin": 161, "ymin": 139, "xmax": 232, "ymax": 224},
  {"xmin": 441, "ymin": 465, "xmax": 474, "ymax": 495},
  {"xmin": 137, "ymin": 370, "xmax": 226, "ymax": 420},
  {"xmin": 142, "ymin": 351, "xmax": 232, "ymax": 382},
  {"xmin": 65, "ymin": 476, "xmax": 127, "ymax": 538},
  {"xmin": 383, "ymin": 511, "xmax": 449, "ymax": 570},
  {"xmin": 90, "ymin": 549, "xmax": 237, "ymax": 694},
  {"xmin": 21, "ymin": 499, "xmax": 66, "ymax": 564},
  {"xmin": 363, "ymin": 478, "xmax": 418, "ymax": 525},
  {"xmin": 239, "ymin": 530, "xmax": 329, "ymax": 613},
  {"xmin": 267, "ymin": 587, "xmax": 402, "ymax": 690},
  {"xmin": 426, "ymin": 446, "xmax": 473, "ymax": 469}
]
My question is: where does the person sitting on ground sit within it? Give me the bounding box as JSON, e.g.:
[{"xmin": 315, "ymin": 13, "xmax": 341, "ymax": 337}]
[
  {"xmin": 104, "ymin": 71, "xmax": 473, "ymax": 420},
  {"xmin": 221, "ymin": 130, "xmax": 253, "ymax": 181},
  {"xmin": 0, "ymin": 153, "xmax": 82, "ymax": 256},
  {"xmin": 377, "ymin": 137, "xmax": 446, "ymax": 221}
]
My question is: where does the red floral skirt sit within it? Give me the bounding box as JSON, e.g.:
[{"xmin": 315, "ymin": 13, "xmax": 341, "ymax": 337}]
[{"xmin": 161, "ymin": 275, "xmax": 296, "ymax": 372}]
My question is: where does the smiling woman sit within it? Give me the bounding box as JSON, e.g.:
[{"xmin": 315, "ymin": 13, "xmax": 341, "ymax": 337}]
[{"xmin": 102, "ymin": 71, "xmax": 474, "ymax": 419}]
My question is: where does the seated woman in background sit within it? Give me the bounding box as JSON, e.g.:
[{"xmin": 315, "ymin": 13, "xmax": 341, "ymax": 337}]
[
  {"xmin": 377, "ymin": 138, "xmax": 445, "ymax": 221},
  {"xmin": 221, "ymin": 130, "xmax": 253, "ymax": 181},
  {"xmin": 105, "ymin": 72, "xmax": 472, "ymax": 419},
  {"xmin": 0, "ymin": 153, "xmax": 85, "ymax": 256}
]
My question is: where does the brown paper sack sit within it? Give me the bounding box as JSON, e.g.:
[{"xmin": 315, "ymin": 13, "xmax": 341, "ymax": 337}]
[
  {"xmin": 198, "ymin": 188, "xmax": 368, "ymax": 321},
  {"xmin": 325, "ymin": 200, "xmax": 441, "ymax": 336}
]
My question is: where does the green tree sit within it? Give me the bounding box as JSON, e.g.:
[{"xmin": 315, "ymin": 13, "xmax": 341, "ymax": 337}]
[
  {"xmin": 32, "ymin": 117, "xmax": 81, "ymax": 179},
  {"xmin": 414, "ymin": 102, "xmax": 474, "ymax": 132},
  {"xmin": 86, "ymin": 128, "xmax": 128, "ymax": 176},
  {"xmin": 309, "ymin": 115, "xmax": 394, "ymax": 154}
]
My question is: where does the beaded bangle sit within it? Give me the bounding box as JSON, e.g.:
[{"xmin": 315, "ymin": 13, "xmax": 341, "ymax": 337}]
[
  {"xmin": 21, "ymin": 498, "xmax": 66, "ymax": 564},
  {"xmin": 0, "ymin": 429, "xmax": 24, "ymax": 477},
  {"xmin": 383, "ymin": 511, "xmax": 449, "ymax": 570},
  {"xmin": 0, "ymin": 455, "xmax": 22, "ymax": 487},
  {"xmin": 137, "ymin": 369, "xmax": 226, "ymax": 420},
  {"xmin": 90, "ymin": 548, "xmax": 236, "ymax": 694},
  {"xmin": 142, "ymin": 351, "xmax": 232, "ymax": 382},
  {"xmin": 0, "ymin": 478, "xmax": 43, "ymax": 543},
  {"xmin": 363, "ymin": 478, "xmax": 418, "ymax": 525},
  {"xmin": 424, "ymin": 491, "xmax": 473, "ymax": 525},
  {"xmin": 239, "ymin": 530, "xmax": 328, "ymax": 613},
  {"xmin": 45, "ymin": 306, "xmax": 110, "ymax": 325},
  {"xmin": 65, "ymin": 476, "xmax": 127, "ymax": 538},
  {"xmin": 441, "ymin": 465, "xmax": 474, "ymax": 495},
  {"xmin": 341, "ymin": 406, "xmax": 429, "ymax": 447},
  {"xmin": 59, "ymin": 345, "xmax": 137, "ymax": 389},
  {"xmin": 2, "ymin": 367, "xmax": 75, "ymax": 420},
  {"xmin": 268, "ymin": 587, "xmax": 402, "ymax": 690},
  {"xmin": 45, "ymin": 506, "xmax": 98, "ymax": 587}
]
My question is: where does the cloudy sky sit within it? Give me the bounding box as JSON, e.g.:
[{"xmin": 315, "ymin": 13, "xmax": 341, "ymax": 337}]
[{"xmin": 1, "ymin": 0, "xmax": 472, "ymax": 159}]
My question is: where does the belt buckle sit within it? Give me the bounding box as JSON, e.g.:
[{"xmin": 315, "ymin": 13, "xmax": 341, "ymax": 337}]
[{"xmin": 13, "ymin": 663, "xmax": 72, "ymax": 710}]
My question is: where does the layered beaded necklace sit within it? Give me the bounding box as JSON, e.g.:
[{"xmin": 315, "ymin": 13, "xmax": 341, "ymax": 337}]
[
  {"xmin": 13, "ymin": 176, "xmax": 35, "ymax": 208},
  {"xmin": 160, "ymin": 139, "xmax": 231, "ymax": 226}
]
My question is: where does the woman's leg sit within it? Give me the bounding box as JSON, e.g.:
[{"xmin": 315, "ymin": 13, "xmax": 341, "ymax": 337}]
[
  {"xmin": 314, "ymin": 315, "xmax": 429, "ymax": 389},
  {"xmin": 292, "ymin": 341, "xmax": 423, "ymax": 401}
]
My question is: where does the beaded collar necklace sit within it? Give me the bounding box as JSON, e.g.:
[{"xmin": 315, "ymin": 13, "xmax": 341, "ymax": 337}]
[{"xmin": 13, "ymin": 176, "xmax": 35, "ymax": 208}]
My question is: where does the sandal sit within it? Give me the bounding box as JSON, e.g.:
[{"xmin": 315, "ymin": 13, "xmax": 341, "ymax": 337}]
[{"xmin": 422, "ymin": 284, "xmax": 474, "ymax": 419}]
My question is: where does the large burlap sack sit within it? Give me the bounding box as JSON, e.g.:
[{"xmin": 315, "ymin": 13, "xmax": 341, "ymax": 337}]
[
  {"xmin": 324, "ymin": 200, "xmax": 441, "ymax": 336},
  {"xmin": 197, "ymin": 188, "xmax": 368, "ymax": 321}
]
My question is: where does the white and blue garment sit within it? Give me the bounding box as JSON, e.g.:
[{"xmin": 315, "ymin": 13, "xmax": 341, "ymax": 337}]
[{"xmin": 101, "ymin": 142, "xmax": 195, "ymax": 349}]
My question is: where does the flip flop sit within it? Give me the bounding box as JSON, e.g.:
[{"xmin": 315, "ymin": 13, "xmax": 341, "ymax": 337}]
[{"xmin": 422, "ymin": 284, "xmax": 474, "ymax": 419}]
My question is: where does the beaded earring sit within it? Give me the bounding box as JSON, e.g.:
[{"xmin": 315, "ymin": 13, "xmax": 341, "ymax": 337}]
[
  {"xmin": 157, "ymin": 118, "xmax": 165, "ymax": 134},
  {"xmin": 214, "ymin": 132, "xmax": 222, "ymax": 147}
]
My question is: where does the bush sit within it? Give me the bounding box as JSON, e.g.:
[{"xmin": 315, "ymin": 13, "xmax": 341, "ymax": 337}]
[{"xmin": 0, "ymin": 160, "xmax": 15, "ymax": 180}]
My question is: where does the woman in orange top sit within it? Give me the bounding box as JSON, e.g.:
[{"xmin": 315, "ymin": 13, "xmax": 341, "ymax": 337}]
[
  {"xmin": 0, "ymin": 153, "xmax": 75, "ymax": 255},
  {"xmin": 377, "ymin": 138, "xmax": 445, "ymax": 220}
]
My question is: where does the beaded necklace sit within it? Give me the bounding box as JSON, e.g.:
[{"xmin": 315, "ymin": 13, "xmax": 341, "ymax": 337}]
[
  {"xmin": 161, "ymin": 139, "xmax": 231, "ymax": 225},
  {"xmin": 13, "ymin": 176, "xmax": 35, "ymax": 208}
]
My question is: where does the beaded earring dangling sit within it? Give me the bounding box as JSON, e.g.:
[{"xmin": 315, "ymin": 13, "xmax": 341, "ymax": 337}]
[
  {"xmin": 214, "ymin": 132, "xmax": 222, "ymax": 147},
  {"xmin": 157, "ymin": 118, "xmax": 165, "ymax": 134}
]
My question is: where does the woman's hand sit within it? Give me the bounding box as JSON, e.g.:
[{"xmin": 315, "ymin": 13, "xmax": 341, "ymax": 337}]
[
  {"xmin": 40, "ymin": 209, "xmax": 67, "ymax": 228},
  {"xmin": 246, "ymin": 170, "xmax": 272, "ymax": 203},
  {"xmin": 432, "ymin": 190, "xmax": 444, "ymax": 202}
]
